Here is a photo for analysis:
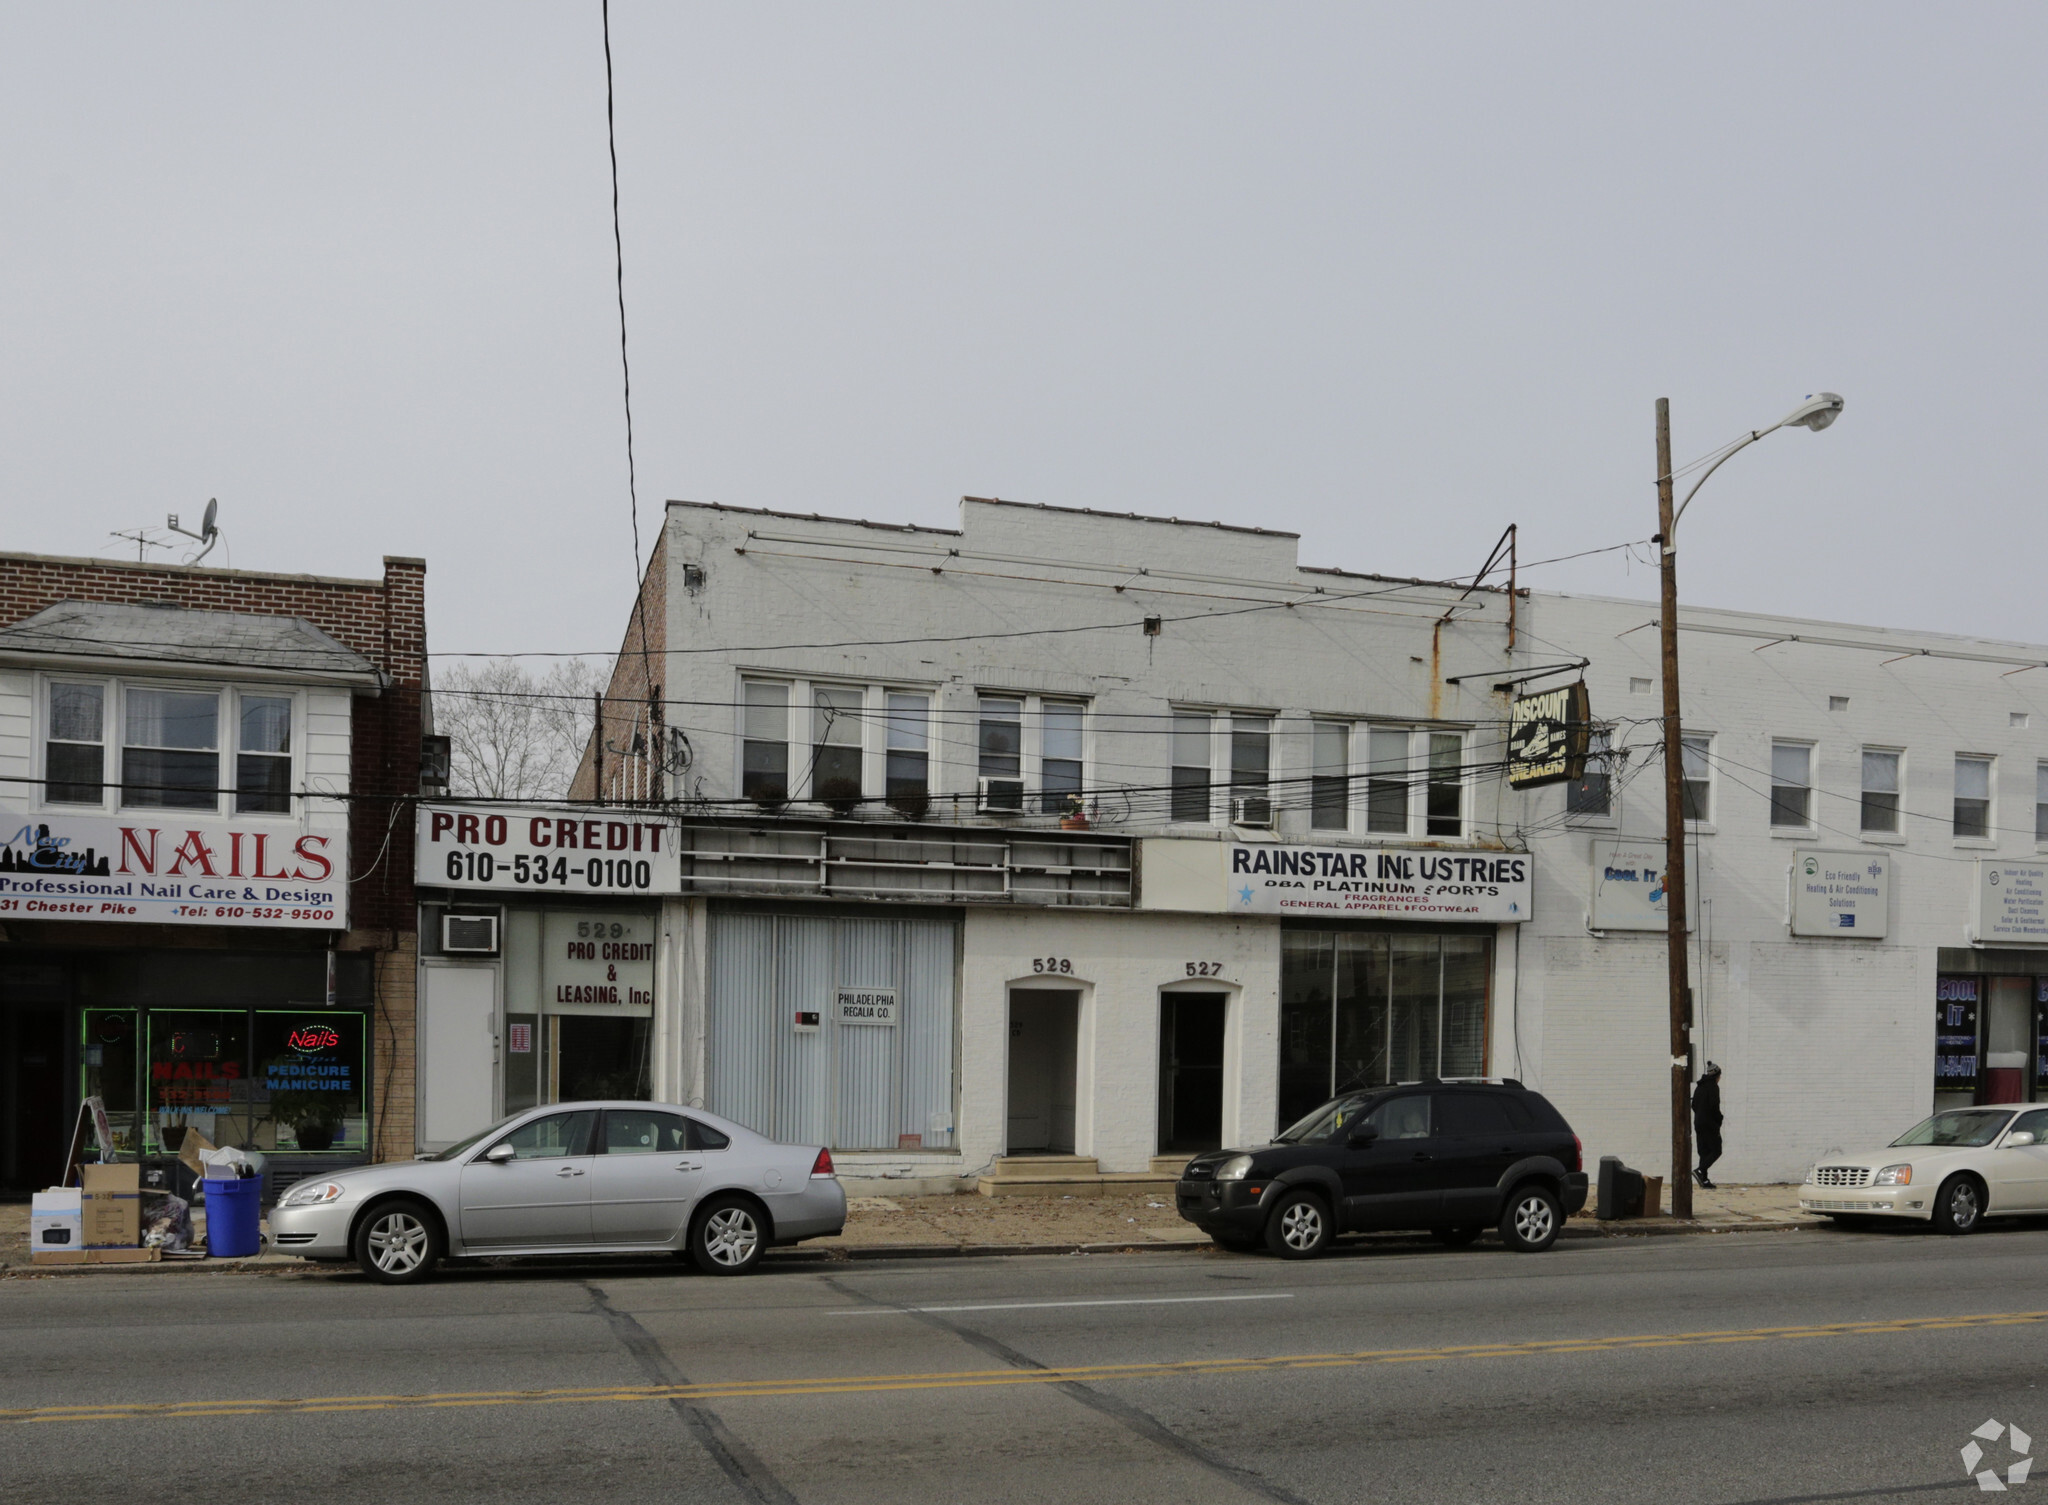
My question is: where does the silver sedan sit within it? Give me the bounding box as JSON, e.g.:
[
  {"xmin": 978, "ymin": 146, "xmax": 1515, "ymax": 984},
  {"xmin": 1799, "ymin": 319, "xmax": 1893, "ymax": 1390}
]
[{"xmin": 269, "ymin": 1100, "xmax": 846, "ymax": 1283}]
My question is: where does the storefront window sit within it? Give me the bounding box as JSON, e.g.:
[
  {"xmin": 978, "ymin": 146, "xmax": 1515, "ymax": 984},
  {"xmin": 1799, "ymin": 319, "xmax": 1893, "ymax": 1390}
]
[
  {"xmin": 1278, "ymin": 929, "xmax": 1493, "ymax": 1131},
  {"xmin": 81, "ymin": 1008, "xmax": 142, "ymax": 1154},
  {"xmin": 147, "ymin": 1009, "xmax": 251, "ymax": 1150},
  {"xmin": 254, "ymin": 1011, "xmax": 366, "ymax": 1153}
]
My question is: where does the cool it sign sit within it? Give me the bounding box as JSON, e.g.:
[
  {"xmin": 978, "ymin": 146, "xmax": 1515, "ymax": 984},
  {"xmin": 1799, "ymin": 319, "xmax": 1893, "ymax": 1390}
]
[
  {"xmin": 418, "ymin": 805, "xmax": 681, "ymax": 895},
  {"xmin": 0, "ymin": 804, "xmax": 345, "ymax": 929},
  {"xmin": 1228, "ymin": 844, "xmax": 1531, "ymax": 922}
]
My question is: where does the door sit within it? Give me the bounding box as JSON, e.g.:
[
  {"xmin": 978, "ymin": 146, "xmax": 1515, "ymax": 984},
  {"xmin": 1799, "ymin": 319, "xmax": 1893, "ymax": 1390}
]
[
  {"xmin": 1006, "ymin": 990, "xmax": 1078, "ymax": 1154},
  {"xmin": 457, "ymin": 1109, "xmax": 595, "ymax": 1248},
  {"xmin": 1995, "ymin": 1107, "xmax": 2048, "ymax": 1211},
  {"xmin": 1433, "ymin": 1092, "xmax": 1519, "ymax": 1223},
  {"xmin": 1159, "ymin": 993, "xmax": 1227, "ymax": 1154},
  {"xmin": 587, "ymin": 1108, "xmax": 703, "ymax": 1244},
  {"xmin": 422, "ymin": 965, "xmax": 497, "ymax": 1149},
  {"xmin": 13, "ymin": 1011, "xmax": 66, "ymax": 1189},
  {"xmin": 1337, "ymin": 1094, "xmax": 1444, "ymax": 1230}
]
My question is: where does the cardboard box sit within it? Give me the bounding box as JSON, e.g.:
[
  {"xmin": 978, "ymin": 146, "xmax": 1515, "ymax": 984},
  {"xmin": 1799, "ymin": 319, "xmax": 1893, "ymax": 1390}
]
[
  {"xmin": 31, "ymin": 1188, "xmax": 83, "ymax": 1251},
  {"xmin": 33, "ymin": 1246, "xmax": 162, "ymax": 1266},
  {"xmin": 80, "ymin": 1163, "xmax": 141, "ymax": 1249}
]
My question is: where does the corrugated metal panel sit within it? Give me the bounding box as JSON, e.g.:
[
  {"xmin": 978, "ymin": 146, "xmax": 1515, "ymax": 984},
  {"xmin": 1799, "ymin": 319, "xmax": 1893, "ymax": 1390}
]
[
  {"xmin": 706, "ymin": 912, "xmax": 777, "ymax": 1137},
  {"xmin": 772, "ymin": 915, "xmax": 834, "ymax": 1144},
  {"xmin": 835, "ymin": 919, "xmax": 900, "ymax": 1148},
  {"xmin": 899, "ymin": 917, "xmax": 956, "ymax": 1148}
]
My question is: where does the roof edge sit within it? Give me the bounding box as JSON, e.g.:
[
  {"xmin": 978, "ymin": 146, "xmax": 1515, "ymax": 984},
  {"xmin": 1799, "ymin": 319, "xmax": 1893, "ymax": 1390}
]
[
  {"xmin": 961, "ymin": 495, "xmax": 1300, "ymax": 540},
  {"xmin": 0, "ymin": 549, "xmax": 388, "ymax": 592}
]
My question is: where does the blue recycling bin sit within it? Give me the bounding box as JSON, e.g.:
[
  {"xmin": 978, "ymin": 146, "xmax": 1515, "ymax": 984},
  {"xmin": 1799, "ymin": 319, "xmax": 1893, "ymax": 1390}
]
[{"xmin": 202, "ymin": 1176, "xmax": 262, "ymax": 1258}]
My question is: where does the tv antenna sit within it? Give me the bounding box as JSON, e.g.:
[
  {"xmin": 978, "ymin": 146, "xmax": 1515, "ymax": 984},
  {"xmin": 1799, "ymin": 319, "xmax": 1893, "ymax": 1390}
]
[
  {"xmin": 108, "ymin": 527, "xmax": 172, "ymax": 562},
  {"xmin": 166, "ymin": 498, "xmax": 221, "ymax": 564}
]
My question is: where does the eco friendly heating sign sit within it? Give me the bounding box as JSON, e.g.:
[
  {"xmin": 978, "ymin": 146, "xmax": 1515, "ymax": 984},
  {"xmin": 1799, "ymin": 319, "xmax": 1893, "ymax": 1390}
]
[
  {"xmin": 835, "ymin": 988, "xmax": 897, "ymax": 1026},
  {"xmin": 1790, "ymin": 851, "xmax": 1890, "ymax": 938}
]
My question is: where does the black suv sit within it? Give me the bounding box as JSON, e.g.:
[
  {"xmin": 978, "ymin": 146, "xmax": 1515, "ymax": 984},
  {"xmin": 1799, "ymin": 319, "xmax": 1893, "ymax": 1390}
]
[{"xmin": 1175, "ymin": 1080, "xmax": 1588, "ymax": 1257}]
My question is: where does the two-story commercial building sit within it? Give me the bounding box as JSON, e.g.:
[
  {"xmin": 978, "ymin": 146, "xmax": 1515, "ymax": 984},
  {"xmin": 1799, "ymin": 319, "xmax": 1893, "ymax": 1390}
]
[{"xmin": 0, "ymin": 551, "xmax": 426, "ymax": 1195}]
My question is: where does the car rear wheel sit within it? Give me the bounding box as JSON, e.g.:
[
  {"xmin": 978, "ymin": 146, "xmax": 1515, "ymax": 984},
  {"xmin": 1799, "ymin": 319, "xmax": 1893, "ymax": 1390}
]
[
  {"xmin": 1264, "ymin": 1190, "xmax": 1332, "ymax": 1259},
  {"xmin": 354, "ymin": 1199, "xmax": 442, "ymax": 1285},
  {"xmin": 1932, "ymin": 1174, "xmax": 1983, "ymax": 1235},
  {"xmin": 1498, "ymin": 1184, "xmax": 1561, "ymax": 1253},
  {"xmin": 692, "ymin": 1196, "xmax": 767, "ymax": 1275},
  {"xmin": 1431, "ymin": 1225, "xmax": 1484, "ymax": 1247}
]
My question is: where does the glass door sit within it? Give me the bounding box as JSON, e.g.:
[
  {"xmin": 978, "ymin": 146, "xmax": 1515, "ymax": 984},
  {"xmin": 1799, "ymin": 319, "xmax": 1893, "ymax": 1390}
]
[{"xmin": 80, "ymin": 1008, "xmax": 143, "ymax": 1156}]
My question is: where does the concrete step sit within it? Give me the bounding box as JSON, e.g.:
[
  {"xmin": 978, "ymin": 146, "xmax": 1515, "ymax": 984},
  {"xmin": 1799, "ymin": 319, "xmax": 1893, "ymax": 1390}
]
[
  {"xmin": 1149, "ymin": 1155, "xmax": 1195, "ymax": 1177},
  {"xmin": 976, "ymin": 1167, "xmax": 1182, "ymax": 1198},
  {"xmin": 987, "ymin": 1155, "xmax": 1098, "ymax": 1176}
]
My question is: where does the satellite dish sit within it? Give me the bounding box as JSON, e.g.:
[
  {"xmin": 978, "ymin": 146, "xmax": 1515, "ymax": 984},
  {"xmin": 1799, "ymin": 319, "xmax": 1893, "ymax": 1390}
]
[
  {"xmin": 165, "ymin": 498, "xmax": 222, "ymax": 563},
  {"xmin": 200, "ymin": 497, "xmax": 218, "ymax": 540}
]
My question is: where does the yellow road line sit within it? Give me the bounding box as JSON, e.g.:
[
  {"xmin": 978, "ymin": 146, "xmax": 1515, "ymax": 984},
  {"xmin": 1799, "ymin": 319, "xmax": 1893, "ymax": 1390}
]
[{"xmin": 7, "ymin": 1309, "xmax": 2042, "ymax": 1426}]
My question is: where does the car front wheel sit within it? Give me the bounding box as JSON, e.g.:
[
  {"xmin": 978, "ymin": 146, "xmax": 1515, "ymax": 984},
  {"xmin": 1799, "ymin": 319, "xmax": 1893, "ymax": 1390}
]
[
  {"xmin": 354, "ymin": 1199, "xmax": 442, "ymax": 1284},
  {"xmin": 1498, "ymin": 1184, "xmax": 1561, "ymax": 1253},
  {"xmin": 1932, "ymin": 1174, "xmax": 1983, "ymax": 1235},
  {"xmin": 1264, "ymin": 1190, "xmax": 1332, "ymax": 1259},
  {"xmin": 692, "ymin": 1196, "xmax": 767, "ymax": 1275}
]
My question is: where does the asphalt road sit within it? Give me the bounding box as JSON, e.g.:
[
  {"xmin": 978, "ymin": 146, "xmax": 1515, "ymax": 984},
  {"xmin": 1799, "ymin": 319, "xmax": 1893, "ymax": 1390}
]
[{"xmin": 5, "ymin": 1225, "xmax": 2046, "ymax": 1504}]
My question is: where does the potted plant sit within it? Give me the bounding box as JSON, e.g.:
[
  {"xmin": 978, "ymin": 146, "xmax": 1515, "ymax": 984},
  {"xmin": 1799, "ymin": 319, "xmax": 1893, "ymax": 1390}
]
[
  {"xmin": 268, "ymin": 1090, "xmax": 346, "ymax": 1153},
  {"xmin": 815, "ymin": 774, "xmax": 862, "ymax": 816},
  {"xmin": 1059, "ymin": 795, "xmax": 1091, "ymax": 831}
]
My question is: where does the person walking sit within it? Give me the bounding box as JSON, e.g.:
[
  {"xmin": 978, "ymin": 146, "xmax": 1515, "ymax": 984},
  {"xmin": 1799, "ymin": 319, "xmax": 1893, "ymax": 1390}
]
[{"xmin": 1692, "ymin": 1062, "xmax": 1724, "ymax": 1189}]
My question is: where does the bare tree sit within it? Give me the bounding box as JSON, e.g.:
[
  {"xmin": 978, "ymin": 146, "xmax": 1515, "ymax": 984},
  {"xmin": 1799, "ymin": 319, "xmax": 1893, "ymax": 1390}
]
[{"xmin": 433, "ymin": 657, "xmax": 613, "ymax": 800}]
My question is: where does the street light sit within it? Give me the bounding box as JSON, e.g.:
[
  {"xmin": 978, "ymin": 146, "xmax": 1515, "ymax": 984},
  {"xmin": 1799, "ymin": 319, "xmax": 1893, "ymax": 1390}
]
[{"xmin": 1654, "ymin": 393, "xmax": 1844, "ymax": 1220}]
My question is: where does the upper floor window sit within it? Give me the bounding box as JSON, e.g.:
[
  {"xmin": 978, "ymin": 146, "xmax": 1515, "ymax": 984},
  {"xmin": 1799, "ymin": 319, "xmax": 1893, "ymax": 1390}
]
[
  {"xmin": 1040, "ymin": 700, "xmax": 1084, "ymax": 815},
  {"xmin": 1955, "ymin": 755, "xmax": 1992, "ymax": 839},
  {"xmin": 1425, "ymin": 733, "xmax": 1463, "ymax": 837},
  {"xmin": 1566, "ymin": 728, "xmax": 1614, "ymax": 817},
  {"xmin": 1230, "ymin": 718, "xmax": 1271, "ymax": 807},
  {"xmin": 1681, "ymin": 733, "xmax": 1712, "ymax": 822},
  {"xmin": 236, "ymin": 696, "xmax": 293, "ymax": 814},
  {"xmin": 1769, "ymin": 741, "xmax": 1813, "ymax": 828},
  {"xmin": 1862, "ymin": 749, "xmax": 1901, "ymax": 834},
  {"xmin": 2037, "ymin": 761, "xmax": 2048, "ymax": 845},
  {"xmin": 885, "ymin": 692, "xmax": 930, "ymax": 812},
  {"xmin": 740, "ymin": 681, "xmax": 789, "ymax": 804},
  {"xmin": 124, "ymin": 688, "xmax": 218, "ymax": 810},
  {"xmin": 978, "ymin": 697, "xmax": 1022, "ymax": 786},
  {"xmin": 1170, "ymin": 713, "xmax": 1212, "ymax": 822},
  {"xmin": 45, "ymin": 682, "xmax": 105, "ymax": 805},
  {"xmin": 1366, "ymin": 726, "xmax": 1409, "ymax": 833},
  {"xmin": 812, "ymin": 687, "xmax": 864, "ymax": 807},
  {"xmin": 1311, "ymin": 722, "xmax": 1350, "ymax": 831}
]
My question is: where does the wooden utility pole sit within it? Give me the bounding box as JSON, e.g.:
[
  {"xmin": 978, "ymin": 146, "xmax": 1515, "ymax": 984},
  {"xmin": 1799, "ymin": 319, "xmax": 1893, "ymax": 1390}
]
[{"xmin": 1656, "ymin": 398, "xmax": 1695, "ymax": 1220}]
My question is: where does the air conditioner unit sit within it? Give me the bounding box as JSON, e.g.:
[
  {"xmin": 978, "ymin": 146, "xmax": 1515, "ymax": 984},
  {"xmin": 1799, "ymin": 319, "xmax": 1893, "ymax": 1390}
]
[
  {"xmin": 1230, "ymin": 796, "xmax": 1274, "ymax": 828},
  {"xmin": 442, "ymin": 913, "xmax": 500, "ymax": 955},
  {"xmin": 978, "ymin": 776, "xmax": 1026, "ymax": 815}
]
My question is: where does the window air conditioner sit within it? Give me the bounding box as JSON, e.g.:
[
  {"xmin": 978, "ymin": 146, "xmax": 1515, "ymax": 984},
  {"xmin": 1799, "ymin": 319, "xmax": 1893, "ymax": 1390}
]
[
  {"xmin": 978, "ymin": 776, "xmax": 1026, "ymax": 815},
  {"xmin": 442, "ymin": 913, "xmax": 500, "ymax": 955},
  {"xmin": 1230, "ymin": 796, "xmax": 1274, "ymax": 828}
]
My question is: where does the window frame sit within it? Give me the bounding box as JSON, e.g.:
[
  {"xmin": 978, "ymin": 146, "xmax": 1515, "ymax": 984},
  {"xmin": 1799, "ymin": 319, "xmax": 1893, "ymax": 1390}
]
[
  {"xmin": 1564, "ymin": 726, "xmax": 1616, "ymax": 822},
  {"xmin": 1167, "ymin": 708, "xmax": 1278, "ymax": 826},
  {"xmin": 1768, "ymin": 739, "xmax": 1815, "ymax": 831},
  {"xmin": 37, "ymin": 675, "xmax": 301, "ymax": 820},
  {"xmin": 1310, "ymin": 721, "xmax": 1351, "ymax": 832},
  {"xmin": 974, "ymin": 690, "xmax": 1091, "ymax": 816},
  {"xmin": 2037, "ymin": 759, "xmax": 2048, "ymax": 848},
  {"xmin": 1862, "ymin": 747, "xmax": 1903, "ymax": 837},
  {"xmin": 1680, "ymin": 732, "xmax": 1714, "ymax": 826},
  {"xmin": 1954, "ymin": 753, "xmax": 1994, "ymax": 842}
]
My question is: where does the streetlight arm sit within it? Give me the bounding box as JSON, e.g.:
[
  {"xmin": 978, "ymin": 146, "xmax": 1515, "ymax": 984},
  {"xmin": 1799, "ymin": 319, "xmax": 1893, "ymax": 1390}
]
[
  {"xmin": 1667, "ymin": 393, "xmax": 1842, "ymax": 536},
  {"xmin": 1671, "ymin": 429, "xmax": 1770, "ymax": 533}
]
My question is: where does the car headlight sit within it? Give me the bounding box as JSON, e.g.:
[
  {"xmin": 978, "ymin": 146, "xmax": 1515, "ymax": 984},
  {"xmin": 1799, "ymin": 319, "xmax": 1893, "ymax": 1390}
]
[
  {"xmin": 279, "ymin": 1180, "xmax": 348, "ymax": 1207},
  {"xmin": 1803, "ymin": 1164, "xmax": 1818, "ymax": 1185},
  {"xmin": 1213, "ymin": 1155, "xmax": 1255, "ymax": 1182},
  {"xmin": 1873, "ymin": 1164, "xmax": 1912, "ymax": 1187}
]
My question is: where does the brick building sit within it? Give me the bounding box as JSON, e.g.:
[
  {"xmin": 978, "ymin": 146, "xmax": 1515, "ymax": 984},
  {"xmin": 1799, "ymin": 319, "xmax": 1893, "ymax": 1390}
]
[{"xmin": 0, "ymin": 551, "xmax": 426, "ymax": 1195}]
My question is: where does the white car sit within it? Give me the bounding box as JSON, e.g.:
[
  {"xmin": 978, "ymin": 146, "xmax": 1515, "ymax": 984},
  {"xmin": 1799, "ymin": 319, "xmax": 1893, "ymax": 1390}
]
[{"xmin": 1802, "ymin": 1105, "xmax": 2048, "ymax": 1233}]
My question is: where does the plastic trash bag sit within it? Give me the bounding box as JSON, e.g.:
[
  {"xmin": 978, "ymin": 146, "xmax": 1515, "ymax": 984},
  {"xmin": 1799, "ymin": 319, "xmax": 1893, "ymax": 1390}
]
[{"xmin": 141, "ymin": 1192, "xmax": 193, "ymax": 1251}]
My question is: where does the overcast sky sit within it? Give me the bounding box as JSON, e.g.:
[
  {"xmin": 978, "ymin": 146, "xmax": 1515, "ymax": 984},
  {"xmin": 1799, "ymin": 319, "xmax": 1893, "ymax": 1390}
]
[{"xmin": 4, "ymin": 6, "xmax": 2042, "ymax": 656}]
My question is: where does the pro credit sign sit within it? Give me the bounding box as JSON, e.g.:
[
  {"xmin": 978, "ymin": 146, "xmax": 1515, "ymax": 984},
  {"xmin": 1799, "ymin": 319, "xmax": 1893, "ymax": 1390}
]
[
  {"xmin": 1227, "ymin": 843, "xmax": 1531, "ymax": 922},
  {"xmin": 0, "ymin": 804, "xmax": 346, "ymax": 929},
  {"xmin": 418, "ymin": 805, "xmax": 680, "ymax": 895}
]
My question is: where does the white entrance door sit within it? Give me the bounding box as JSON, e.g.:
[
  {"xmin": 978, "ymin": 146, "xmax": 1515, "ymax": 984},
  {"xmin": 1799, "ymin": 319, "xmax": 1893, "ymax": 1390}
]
[{"xmin": 421, "ymin": 964, "xmax": 497, "ymax": 1149}]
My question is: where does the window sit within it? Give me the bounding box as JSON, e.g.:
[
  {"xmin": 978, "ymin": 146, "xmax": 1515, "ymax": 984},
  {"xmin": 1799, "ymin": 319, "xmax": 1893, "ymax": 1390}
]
[
  {"xmin": 236, "ymin": 695, "xmax": 292, "ymax": 814},
  {"xmin": 741, "ymin": 682, "xmax": 789, "ymax": 803},
  {"xmin": 45, "ymin": 682, "xmax": 105, "ymax": 805},
  {"xmin": 491, "ymin": 1110, "xmax": 595, "ymax": 1160},
  {"xmin": 978, "ymin": 697, "xmax": 1022, "ymax": 785},
  {"xmin": 1629, "ymin": 677, "xmax": 1653, "ymax": 695},
  {"xmin": 1426, "ymin": 733, "xmax": 1463, "ymax": 837},
  {"xmin": 600, "ymin": 1109, "xmax": 691, "ymax": 1155},
  {"xmin": 1862, "ymin": 750, "xmax": 1901, "ymax": 834},
  {"xmin": 1230, "ymin": 717, "xmax": 1271, "ymax": 802},
  {"xmin": 2038, "ymin": 762, "xmax": 2048, "ymax": 844},
  {"xmin": 1311, "ymin": 722, "xmax": 1350, "ymax": 831},
  {"xmin": 884, "ymin": 692, "xmax": 929, "ymax": 811},
  {"xmin": 1681, "ymin": 734, "xmax": 1712, "ymax": 822},
  {"xmin": 1366, "ymin": 727, "xmax": 1409, "ymax": 834},
  {"xmin": 1770, "ymin": 741, "xmax": 1813, "ymax": 828},
  {"xmin": 1171, "ymin": 713, "xmax": 1212, "ymax": 821},
  {"xmin": 123, "ymin": 688, "xmax": 218, "ymax": 809},
  {"xmin": 1955, "ymin": 755, "xmax": 1992, "ymax": 839},
  {"xmin": 1041, "ymin": 701, "xmax": 1084, "ymax": 815},
  {"xmin": 811, "ymin": 687, "xmax": 864, "ymax": 806},
  {"xmin": 1566, "ymin": 728, "xmax": 1613, "ymax": 816}
]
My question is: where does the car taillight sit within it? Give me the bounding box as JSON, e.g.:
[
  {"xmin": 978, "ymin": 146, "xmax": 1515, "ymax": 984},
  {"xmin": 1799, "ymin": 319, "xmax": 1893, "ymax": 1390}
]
[
  {"xmin": 810, "ymin": 1148, "xmax": 835, "ymax": 1178},
  {"xmin": 1571, "ymin": 1135, "xmax": 1582, "ymax": 1174}
]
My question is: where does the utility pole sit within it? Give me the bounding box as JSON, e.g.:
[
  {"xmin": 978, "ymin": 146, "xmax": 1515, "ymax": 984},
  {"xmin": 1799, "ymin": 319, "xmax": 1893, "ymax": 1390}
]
[{"xmin": 1656, "ymin": 398, "xmax": 1694, "ymax": 1221}]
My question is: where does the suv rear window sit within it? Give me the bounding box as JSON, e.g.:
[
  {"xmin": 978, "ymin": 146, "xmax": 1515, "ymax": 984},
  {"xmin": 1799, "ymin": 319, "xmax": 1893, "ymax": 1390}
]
[{"xmin": 1436, "ymin": 1094, "xmax": 1515, "ymax": 1135}]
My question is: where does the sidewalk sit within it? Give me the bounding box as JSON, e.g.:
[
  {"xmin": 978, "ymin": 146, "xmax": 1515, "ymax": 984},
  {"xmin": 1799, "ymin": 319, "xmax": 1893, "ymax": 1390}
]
[{"xmin": 0, "ymin": 1184, "xmax": 1823, "ymax": 1275}]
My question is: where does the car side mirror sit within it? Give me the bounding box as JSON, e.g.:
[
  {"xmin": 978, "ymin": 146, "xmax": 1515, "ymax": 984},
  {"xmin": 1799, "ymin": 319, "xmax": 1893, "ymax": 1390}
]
[
  {"xmin": 1346, "ymin": 1125, "xmax": 1380, "ymax": 1148},
  {"xmin": 2009, "ymin": 1131, "xmax": 2037, "ymax": 1147},
  {"xmin": 484, "ymin": 1142, "xmax": 517, "ymax": 1164}
]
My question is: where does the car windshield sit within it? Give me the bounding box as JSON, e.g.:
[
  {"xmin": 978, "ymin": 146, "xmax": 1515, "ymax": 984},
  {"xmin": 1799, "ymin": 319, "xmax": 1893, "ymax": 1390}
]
[
  {"xmin": 1889, "ymin": 1109, "xmax": 2015, "ymax": 1148},
  {"xmin": 1274, "ymin": 1093, "xmax": 1378, "ymax": 1144},
  {"xmin": 424, "ymin": 1113, "xmax": 524, "ymax": 1162}
]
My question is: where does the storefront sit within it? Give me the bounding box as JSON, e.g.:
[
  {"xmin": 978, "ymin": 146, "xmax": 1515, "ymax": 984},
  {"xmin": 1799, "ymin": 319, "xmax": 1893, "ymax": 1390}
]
[{"xmin": 1933, "ymin": 965, "xmax": 2048, "ymax": 1110}]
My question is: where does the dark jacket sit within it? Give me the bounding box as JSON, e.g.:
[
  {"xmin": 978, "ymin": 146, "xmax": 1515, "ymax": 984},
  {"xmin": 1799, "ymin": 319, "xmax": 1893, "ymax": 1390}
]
[{"xmin": 1692, "ymin": 1074, "xmax": 1723, "ymax": 1132}]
